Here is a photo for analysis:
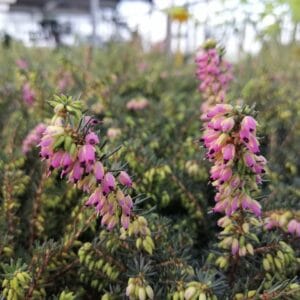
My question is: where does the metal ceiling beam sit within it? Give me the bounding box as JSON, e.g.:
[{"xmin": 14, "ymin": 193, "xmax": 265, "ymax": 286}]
[{"xmin": 9, "ymin": 0, "xmax": 152, "ymax": 13}]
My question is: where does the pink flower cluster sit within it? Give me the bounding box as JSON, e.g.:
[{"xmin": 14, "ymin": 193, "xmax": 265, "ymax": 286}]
[
  {"xmin": 22, "ymin": 123, "xmax": 47, "ymax": 154},
  {"xmin": 266, "ymin": 218, "xmax": 300, "ymax": 237},
  {"xmin": 287, "ymin": 219, "xmax": 300, "ymax": 237},
  {"xmin": 264, "ymin": 212, "xmax": 300, "ymax": 237},
  {"xmin": 201, "ymin": 104, "xmax": 267, "ymax": 217},
  {"xmin": 107, "ymin": 128, "xmax": 121, "ymax": 140},
  {"xmin": 22, "ymin": 82, "xmax": 36, "ymax": 106},
  {"xmin": 126, "ymin": 98, "xmax": 149, "ymax": 111},
  {"xmin": 195, "ymin": 46, "xmax": 233, "ymax": 120},
  {"xmin": 264, "ymin": 216, "xmax": 283, "ymax": 230},
  {"xmin": 137, "ymin": 62, "xmax": 149, "ymax": 72},
  {"xmin": 38, "ymin": 117, "xmax": 133, "ymax": 230},
  {"xmin": 16, "ymin": 59, "xmax": 28, "ymax": 70}
]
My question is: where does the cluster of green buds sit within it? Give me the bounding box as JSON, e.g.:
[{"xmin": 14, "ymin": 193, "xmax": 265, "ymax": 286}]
[
  {"xmin": 101, "ymin": 292, "xmax": 117, "ymax": 300},
  {"xmin": 2, "ymin": 158, "xmax": 29, "ymax": 202},
  {"xmin": 3, "ymin": 157, "xmax": 28, "ymax": 183},
  {"xmin": 78, "ymin": 242, "xmax": 120, "ymax": 284},
  {"xmin": 1, "ymin": 158, "xmax": 30, "ymax": 255},
  {"xmin": 50, "ymin": 95, "xmax": 83, "ymax": 122},
  {"xmin": 217, "ymin": 214, "xmax": 260, "ymax": 260},
  {"xmin": 140, "ymin": 165, "xmax": 172, "ymax": 207},
  {"xmin": 183, "ymin": 281, "xmax": 217, "ymax": 300},
  {"xmin": 126, "ymin": 276, "xmax": 154, "ymax": 300},
  {"xmin": 214, "ymin": 255, "xmax": 230, "ymax": 270},
  {"xmin": 185, "ymin": 160, "xmax": 202, "ymax": 178},
  {"xmin": 120, "ymin": 216, "xmax": 155, "ymax": 255},
  {"xmin": 168, "ymin": 281, "xmax": 185, "ymax": 300},
  {"xmin": 99, "ymin": 229, "xmax": 121, "ymax": 253},
  {"xmin": 59, "ymin": 290, "xmax": 76, "ymax": 300},
  {"xmin": 234, "ymin": 290, "xmax": 258, "ymax": 300},
  {"xmin": 234, "ymin": 282, "xmax": 300, "ymax": 300},
  {"xmin": 142, "ymin": 165, "xmax": 172, "ymax": 184},
  {"xmin": 262, "ymin": 241, "xmax": 299, "ymax": 288},
  {"xmin": 1, "ymin": 263, "xmax": 31, "ymax": 300},
  {"xmin": 1, "ymin": 245, "xmax": 14, "ymax": 258}
]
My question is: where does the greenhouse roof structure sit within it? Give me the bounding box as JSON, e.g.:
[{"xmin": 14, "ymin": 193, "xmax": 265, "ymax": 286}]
[{"xmin": 8, "ymin": 0, "xmax": 153, "ymax": 12}]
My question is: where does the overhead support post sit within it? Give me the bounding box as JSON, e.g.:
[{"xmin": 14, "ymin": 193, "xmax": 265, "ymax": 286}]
[
  {"xmin": 90, "ymin": 0, "xmax": 99, "ymax": 47},
  {"xmin": 166, "ymin": 14, "xmax": 172, "ymax": 57}
]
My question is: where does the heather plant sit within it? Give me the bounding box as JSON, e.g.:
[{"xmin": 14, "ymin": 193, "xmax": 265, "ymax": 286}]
[
  {"xmin": 0, "ymin": 39, "xmax": 299, "ymax": 299},
  {"xmin": 38, "ymin": 95, "xmax": 136, "ymax": 230},
  {"xmin": 197, "ymin": 41, "xmax": 300, "ymax": 299}
]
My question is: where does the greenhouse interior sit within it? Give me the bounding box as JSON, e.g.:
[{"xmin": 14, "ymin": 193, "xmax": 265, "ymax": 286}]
[{"xmin": 0, "ymin": 0, "xmax": 299, "ymax": 299}]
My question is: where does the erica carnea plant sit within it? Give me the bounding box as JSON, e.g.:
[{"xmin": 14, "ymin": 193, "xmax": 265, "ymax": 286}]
[
  {"xmin": 38, "ymin": 95, "xmax": 135, "ymax": 230},
  {"xmin": 197, "ymin": 40, "xmax": 300, "ymax": 299}
]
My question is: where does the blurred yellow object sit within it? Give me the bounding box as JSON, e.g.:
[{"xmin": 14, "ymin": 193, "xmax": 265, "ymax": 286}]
[
  {"xmin": 168, "ymin": 6, "xmax": 190, "ymax": 23},
  {"xmin": 175, "ymin": 51, "xmax": 184, "ymax": 66}
]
